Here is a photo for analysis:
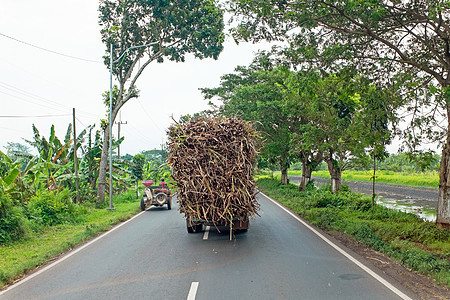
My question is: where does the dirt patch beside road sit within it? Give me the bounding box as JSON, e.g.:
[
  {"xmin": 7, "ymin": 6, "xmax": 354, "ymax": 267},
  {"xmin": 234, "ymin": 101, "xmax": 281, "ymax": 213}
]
[{"xmin": 328, "ymin": 231, "xmax": 450, "ymax": 300}]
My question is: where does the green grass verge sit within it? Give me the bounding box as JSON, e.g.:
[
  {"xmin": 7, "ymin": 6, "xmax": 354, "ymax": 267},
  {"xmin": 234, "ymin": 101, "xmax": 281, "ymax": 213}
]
[
  {"xmin": 256, "ymin": 177, "xmax": 450, "ymax": 286},
  {"xmin": 276, "ymin": 170, "xmax": 439, "ymax": 188},
  {"xmin": 0, "ymin": 191, "xmax": 141, "ymax": 289}
]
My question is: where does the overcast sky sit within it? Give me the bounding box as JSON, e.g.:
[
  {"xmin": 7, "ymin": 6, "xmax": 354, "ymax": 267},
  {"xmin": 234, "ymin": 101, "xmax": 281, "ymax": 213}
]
[{"xmin": 0, "ymin": 1, "xmax": 273, "ymax": 156}]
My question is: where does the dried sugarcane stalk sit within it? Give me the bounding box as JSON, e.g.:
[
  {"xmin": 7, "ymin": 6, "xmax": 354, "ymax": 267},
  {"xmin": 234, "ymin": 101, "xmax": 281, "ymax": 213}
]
[{"xmin": 167, "ymin": 117, "xmax": 260, "ymax": 229}]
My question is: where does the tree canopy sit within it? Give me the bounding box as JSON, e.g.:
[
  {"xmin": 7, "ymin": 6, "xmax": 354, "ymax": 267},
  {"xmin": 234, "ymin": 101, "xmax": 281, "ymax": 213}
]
[
  {"xmin": 96, "ymin": 0, "xmax": 226, "ymax": 202},
  {"xmin": 227, "ymin": 0, "xmax": 450, "ymax": 229}
]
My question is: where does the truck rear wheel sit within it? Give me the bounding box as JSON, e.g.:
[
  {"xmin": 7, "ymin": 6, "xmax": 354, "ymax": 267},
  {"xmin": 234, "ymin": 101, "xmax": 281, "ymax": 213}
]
[
  {"xmin": 186, "ymin": 220, "xmax": 202, "ymax": 233},
  {"xmin": 194, "ymin": 224, "xmax": 203, "ymax": 232}
]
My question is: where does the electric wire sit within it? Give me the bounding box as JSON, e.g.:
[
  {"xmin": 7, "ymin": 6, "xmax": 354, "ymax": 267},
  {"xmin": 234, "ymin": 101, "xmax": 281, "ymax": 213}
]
[
  {"xmin": 75, "ymin": 117, "xmax": 87, "ymax": 128},
  {"xmin": 0, "ymin": 90, "xmax": 68, "ymax": 113},
  {"xmin": 0, "ymin": 81, "xmax": 100, "ymax": 119},
  {"xmin": 0, "ymin": 114, "xmax": 71, "ymax": 118},
  {"xmin": 0, "ymin": 82, "xmax": 70, "ymax": 112},
  {"xmin": 136, "ymin": 98, "xmax": 164, "ymax": 134},
  {"xmin": 123, "ymin": 122, "xmax": 154, "ymax": 142},
  {"xmin": 0, "ymin": 32, "xmax": 102, "ymax": 63},
  {"xmin": 0, "ymin": 125, "xmax": 30, "ymax": 135}
]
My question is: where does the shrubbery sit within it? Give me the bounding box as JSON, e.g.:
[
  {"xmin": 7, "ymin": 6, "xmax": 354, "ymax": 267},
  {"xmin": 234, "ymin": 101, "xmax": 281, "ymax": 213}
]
[
  {"xmin": 0, "ymin": 194, "xmax": 29, "ymax": 243},
  {"xmin": 25, "ymin": 189, "xmax": 87, "ymax": 226},
  {"xmin": 0, "ymin": 188, "xmax": 88, "ymax": 245}
]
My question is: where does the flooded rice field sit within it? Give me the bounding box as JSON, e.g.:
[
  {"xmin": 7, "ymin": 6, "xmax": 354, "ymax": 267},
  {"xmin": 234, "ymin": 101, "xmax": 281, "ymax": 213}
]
[{"xmin": 288, "ymin": 175, "xmax": 438, "ymax": 222}]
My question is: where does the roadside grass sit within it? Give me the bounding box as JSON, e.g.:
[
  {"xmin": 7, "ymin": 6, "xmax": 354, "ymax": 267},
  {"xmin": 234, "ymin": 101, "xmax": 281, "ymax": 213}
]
[
  {"xmin": 256, "ymin": 177, "xmax": 450, "ymax": 286},
  {"xmin": 274, "ymin": 170, "xmax": 439, "ymax": 188},
  {"xmin": 0, "ymin": 190, "xmax": 141, "ymax": 289}
]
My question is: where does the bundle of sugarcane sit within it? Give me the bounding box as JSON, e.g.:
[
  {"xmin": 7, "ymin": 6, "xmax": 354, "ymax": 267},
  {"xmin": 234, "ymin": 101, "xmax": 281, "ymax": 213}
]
[{"xmin": 167, "ymin": 117, "xmax": 260, "ymax": 226}]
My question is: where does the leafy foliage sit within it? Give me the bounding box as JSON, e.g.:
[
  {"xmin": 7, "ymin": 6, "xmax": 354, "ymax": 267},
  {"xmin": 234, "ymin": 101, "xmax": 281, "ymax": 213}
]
[
  {"xmin": 96, "ymin": 0, "xmax": 226, "ymax": 202},
  {"xmin": 227, "ymin": 0, "xmax": 450, "ymax": 224},
  {"xmin": 0, "ymin": 193, "xmax": 28, "ymax": 244},
  {"xmin": 131, "ymin": 154, "xmax": 146, "ymax": 181},
  {"xmin": 25, "ymin": 189, "xmax": 87, "ymax": 226}
]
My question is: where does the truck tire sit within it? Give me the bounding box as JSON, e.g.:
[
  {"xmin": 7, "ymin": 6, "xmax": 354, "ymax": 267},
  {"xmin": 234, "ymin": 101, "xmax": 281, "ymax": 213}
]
[
  {"xmin": 167, "ymin": 199, "xmax": 172, "ymax": 210},
  {"xmin": 140, "ymin": 198, "xmax": 146, "ymax": 211},
  {"xmin": 194, "ymin": 224, "xmax": 203, "ymax": 232},
  {"xmin": 187, "ymin": 219, "xmax": 195, "ymax": 233},
  {"xmin": 186, "ymin": 219, "xmax": 202, "ymax": 233}
]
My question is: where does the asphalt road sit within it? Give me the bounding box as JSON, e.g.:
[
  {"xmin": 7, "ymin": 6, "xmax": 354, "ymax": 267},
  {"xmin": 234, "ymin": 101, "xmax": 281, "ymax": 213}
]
[{"xmin": 0, "ymin": 194, "xmax": 418, "ymax": 300}]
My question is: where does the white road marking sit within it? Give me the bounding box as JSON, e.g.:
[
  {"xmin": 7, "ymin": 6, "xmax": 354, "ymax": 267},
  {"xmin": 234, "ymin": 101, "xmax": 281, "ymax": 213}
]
[
  {"xmin": 0, "ymin": 211, "xmax": 146, "ymax": 296},
  {"xmin": 187, "ymin": 282, "xmax": 199, "ymax": 300},
  {"xmin": 203, "ymin": 226, "xmax": 210, "ymax": 240},
  {"xmin": 261, "ymin": 192, "xmax": 413, "ymax": 300}
]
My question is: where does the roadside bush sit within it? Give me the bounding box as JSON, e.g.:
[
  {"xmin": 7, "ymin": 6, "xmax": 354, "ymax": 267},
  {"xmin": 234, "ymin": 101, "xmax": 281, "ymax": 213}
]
[
  {"xmin": 306, "ymin": 207, "xmax": 341, "ymax": 229},
  {"xmin": 114, "ymin": 188, "xmax": 139, "ymax": 203},
  {"xmin": 316, "ymin": 191, "xmax": 347, "ymax": 208},
  {"xmin": 0, "ymin": 195, "xmax": 29, "ymax": 244},
  {"xmin": 0, "ymin": 196, "xmax": 28, "ymax": 245},
  {"xmin": 350, "ymin": 196, "xmax": 372, "ymax": 212},
  {"xmin": 25, "ymin": 189, "xmax": 87, "ymax": 226}
]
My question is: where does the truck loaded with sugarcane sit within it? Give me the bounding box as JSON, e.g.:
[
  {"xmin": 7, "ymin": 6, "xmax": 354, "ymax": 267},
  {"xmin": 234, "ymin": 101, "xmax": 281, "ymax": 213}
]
[{"xmin": 167, "ymin": 117, "xmax": 260, "ymax": 237}]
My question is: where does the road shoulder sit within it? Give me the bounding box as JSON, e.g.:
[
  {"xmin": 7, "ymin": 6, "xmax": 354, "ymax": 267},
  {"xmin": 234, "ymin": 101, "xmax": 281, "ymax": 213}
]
[{"xmin": 327, "ymin": 231, "xmax": 450, "ymax": 300}]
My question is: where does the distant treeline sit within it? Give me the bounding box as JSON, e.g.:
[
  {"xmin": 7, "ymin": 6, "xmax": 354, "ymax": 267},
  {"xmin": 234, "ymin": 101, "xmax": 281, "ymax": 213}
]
[{"xmin": 290, "ymin": 152, "xmax": 441, "ymax": 173}]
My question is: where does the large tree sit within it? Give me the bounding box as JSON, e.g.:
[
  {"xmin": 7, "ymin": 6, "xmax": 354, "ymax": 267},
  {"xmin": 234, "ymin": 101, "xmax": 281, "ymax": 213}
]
[
  {"xmin": 97, "ymin": 0, "xmax": 225, "ymax": 203},
  {"xmin": 229, "ymin": 0, "xmax": 450, "ymax": 226},
  {"xmin": 202, "ymin": 54, "xmax": 294, "ymax": 184}
]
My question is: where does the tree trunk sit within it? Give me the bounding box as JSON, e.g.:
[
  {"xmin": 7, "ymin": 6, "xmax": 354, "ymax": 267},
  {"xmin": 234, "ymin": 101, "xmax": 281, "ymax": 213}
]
[
  {"xmin": 299, "ymin": 162, "xmax": 312, "ymax": 191},
  {"xmin": 97, "ymin": 125, "xmax": 110, "ymax": 204},
  {"xmin": 437, "ymin": 103, "xmax": 450, "ymax": 227},
  {"xmin": 372, "ymin": 156, "xmax": 376, "ymax": 209},
  {"xmin": 280, "ymin": 163, "xmax": 288, "ymax": 185},
  {"xmin": 326, "ymin": 159, "xmax": 341, "ymax": 193}
]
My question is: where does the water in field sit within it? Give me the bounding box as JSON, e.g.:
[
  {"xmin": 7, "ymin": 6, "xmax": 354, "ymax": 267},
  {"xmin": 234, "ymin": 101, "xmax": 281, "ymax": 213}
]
[
  {"xmin": 288, "ymin": 175, "xmax": 437, "ymax": 222},
  {"xmin": 375, "ymin": 196, "xmax": 436, "ymax": 222}
]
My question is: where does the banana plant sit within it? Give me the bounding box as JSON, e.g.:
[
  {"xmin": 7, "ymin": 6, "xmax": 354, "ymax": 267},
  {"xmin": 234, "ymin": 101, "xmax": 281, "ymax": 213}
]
[
  {"xmin": 144, "ymin": 161, "xmax": 172, "ymax": 185},
  {"xmin": 0, "ymin": 151, "xmax": 23, "ymax": 203}
]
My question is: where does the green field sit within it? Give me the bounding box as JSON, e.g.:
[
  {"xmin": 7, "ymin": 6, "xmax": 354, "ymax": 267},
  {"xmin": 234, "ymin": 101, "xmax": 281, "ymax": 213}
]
[{"xmin": 278, "ymin": 170, "xmax": 439, "ymax": 189}]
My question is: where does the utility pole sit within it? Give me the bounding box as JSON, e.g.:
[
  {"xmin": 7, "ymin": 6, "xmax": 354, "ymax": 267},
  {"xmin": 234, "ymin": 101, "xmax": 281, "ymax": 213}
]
[
  {"xmin": 115, "ymin": 112, "xmax": 127, "ymax": 159},
  {"xmin": 73, "ymin": 108, "xmax": 80, "ymax": 203}
]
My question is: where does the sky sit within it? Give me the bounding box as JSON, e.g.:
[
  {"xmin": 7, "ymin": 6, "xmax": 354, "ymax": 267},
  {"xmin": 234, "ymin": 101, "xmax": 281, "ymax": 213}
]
[{"xmin": 0, "ymin": 1, "xmax": 273, "ymax": 156}]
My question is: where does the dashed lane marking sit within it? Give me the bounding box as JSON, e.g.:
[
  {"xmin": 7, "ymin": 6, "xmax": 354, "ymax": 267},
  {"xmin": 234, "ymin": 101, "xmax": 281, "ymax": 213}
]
[
  {"xmin": 187, "ymin": 282, "xmax": 199, "ymax": 300},
  {"xmin": 203, "ymin": 226, "xmax": 210, "ymax": 240}
]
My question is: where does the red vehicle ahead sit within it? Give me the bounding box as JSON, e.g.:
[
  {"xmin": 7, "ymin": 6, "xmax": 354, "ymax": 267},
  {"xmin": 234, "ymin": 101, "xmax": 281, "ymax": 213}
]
[{"xmin": 140, "ymin": 178, "xmax": 172, "ymax": 211}]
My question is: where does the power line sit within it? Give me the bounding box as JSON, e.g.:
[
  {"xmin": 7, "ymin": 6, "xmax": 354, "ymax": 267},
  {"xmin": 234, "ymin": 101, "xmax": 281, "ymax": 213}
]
[
  {"xmin": 0, "ymin": 114, "xmax": 71, "ymax": 118},
  {"xmin": 0, "ymin": 81, "xmax": 101, "ymax": 119},
  {"xmin": 136, "ymin": 98, "xmax": 165, "ymax": 134},
  {"xmin": 0, "ymin": 82, "xmax": 69, "ymax": 111},
  {"xmin": 0, "ymin": 31, "xmax": 102, "ymax": 64},
  {"xmin": 0, "ymin": 90, "xmax": 68, "ymax": 113},
  {"xmin": 75, "ymin": 117, "xmax": 87, "ymax": 128}
]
